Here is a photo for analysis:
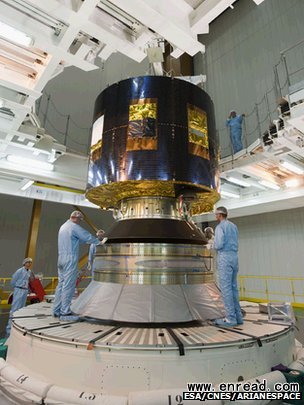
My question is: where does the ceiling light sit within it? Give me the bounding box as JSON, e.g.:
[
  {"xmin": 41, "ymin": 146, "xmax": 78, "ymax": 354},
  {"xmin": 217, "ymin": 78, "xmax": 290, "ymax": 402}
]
[
  {"xmin": 285, "ymin": 179, "xmax": 300, "ymax": 188},
  {"xmin": 226, "ymin": 176, "xmax": 251, "ymax": 187},
  {"xmin": 253, "ymin": 0, "xmax": 265, "ymax": 4},
  {"xmin": 221, "ymin": 190, "xmax": 240, "ymax": 199},
  {"xmin": 280, "ymin": 160, "xmax": 304, "ymax": 175},
  {"xmin": 258, "ymin": 180, "xmax": 280, "ymax": 190},
  {"xmin": 20, "ymin": 180, "xmax": 34, "ymax": 191},
  {"xmin": 7, "ymin": 155, "xmax": 53, "ymax": 171},
  {"xmin": 0, "ymin": 22, "xmax": 33, "ymax": 47}
]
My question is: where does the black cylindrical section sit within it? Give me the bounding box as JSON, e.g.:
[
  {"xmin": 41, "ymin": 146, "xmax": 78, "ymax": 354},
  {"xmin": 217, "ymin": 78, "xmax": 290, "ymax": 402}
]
[{"xmin": 88, "ymin": 76, "xmax": 217, "ymax": 194}]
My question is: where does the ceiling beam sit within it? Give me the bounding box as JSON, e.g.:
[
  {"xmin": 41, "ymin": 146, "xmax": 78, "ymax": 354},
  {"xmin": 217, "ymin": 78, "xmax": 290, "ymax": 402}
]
[
  {"xmin": 190, "ymin": 0, "xmax": 237, "ymax": 34},
  {"xmin": 107, "ymin": 0, "xmax": 205, "ymax": 56}
]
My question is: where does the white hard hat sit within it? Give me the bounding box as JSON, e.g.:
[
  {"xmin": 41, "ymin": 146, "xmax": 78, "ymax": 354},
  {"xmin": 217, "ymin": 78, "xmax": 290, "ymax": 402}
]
[
  {"xmin": 204, "ymin": 227, "xmax": 214, "ymax": 234},
  {"xmin": 96, "ymin": 229, "xmax": 104, "ymax": 237},
  {"xmin": 215, "ymin": 206, "xmax": 228, "ymax": 216},
  {"xmin": 23, "ymin": 257, "xmax": 33, "ymax": 265},
  {"xmin": 70, "ymin": 210, "xmax": 84, "ymax": 220}
]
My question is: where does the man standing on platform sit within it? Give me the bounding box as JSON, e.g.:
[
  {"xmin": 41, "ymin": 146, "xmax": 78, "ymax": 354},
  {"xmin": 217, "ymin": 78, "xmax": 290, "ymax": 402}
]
[
  {"xmin": 213, "ymin": 207, "xmax": 243, "ymax": 327},
  {"xmin": 226, "ymin": 110, "xmax": 245, "ymax": 153},
  {"xmin": 53, "ymin": 211, "xmax": 100, "ymax": 321},
  {"xmin": 6, "ymin": 257, "xmax": 33, "ymax": 336}
]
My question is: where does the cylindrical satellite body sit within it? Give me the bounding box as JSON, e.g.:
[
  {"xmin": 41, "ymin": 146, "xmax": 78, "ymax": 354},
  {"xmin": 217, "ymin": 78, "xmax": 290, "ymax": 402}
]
[
  {"xmin": 87, "ymin": 76, "xmax": 219, "ymax": 214},
  {"xmin": 72, "ymin": 76, "xmax": 224, "ymax": 324}
]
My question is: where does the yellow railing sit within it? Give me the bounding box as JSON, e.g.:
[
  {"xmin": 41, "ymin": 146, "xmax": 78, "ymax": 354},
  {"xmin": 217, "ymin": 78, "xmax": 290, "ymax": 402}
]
[
  {"xmin": 42, "ymin": 276, "xmax": 92, "ymax": 294},
  {"xmin": 0, "ymin": 276, "xmax": 92, "ymax": 303},
  {"xmin": 2, "ymin": 274, "xmax": 304, "ymax": 308},
  {"xmin": 238, "ymin": 275, "xmax": 304, "ymax": 308}
]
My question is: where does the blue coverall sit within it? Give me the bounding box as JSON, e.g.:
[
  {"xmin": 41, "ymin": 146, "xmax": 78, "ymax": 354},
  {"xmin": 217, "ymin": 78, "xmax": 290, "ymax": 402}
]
[
  {"xmin": 53, "ymin": 220, "xmax": 99, "ymax": 318},
  {"xmin": 214, "ymin": 219, "xmax": 243, "ymax": 325},
  {"xmin": 226, "ymin": 115, "xmax": 243, "ymax": 153},
  {"xmin": 6, "ymin": 267, "xmax": 31, "ymax": 335}
]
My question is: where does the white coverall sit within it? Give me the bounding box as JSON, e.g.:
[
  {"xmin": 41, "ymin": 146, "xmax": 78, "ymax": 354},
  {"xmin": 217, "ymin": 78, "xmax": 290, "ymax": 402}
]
[
  {"xmin": 214, "ymin": 219, "xmax": 243, "ymax": 324},
  {"xmin": 53, "ymin": 220, "xmax": 99, "ymax": 318},
  {"xmin": 6, "ymin": 267, "xmax": 31, "ymax": 335}
]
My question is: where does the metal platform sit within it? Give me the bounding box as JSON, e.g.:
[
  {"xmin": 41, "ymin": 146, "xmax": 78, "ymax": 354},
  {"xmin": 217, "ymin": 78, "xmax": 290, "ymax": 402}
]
[
  {"xmin": 1, "ymin": 302, "xmax": 297, "ymax": 403},
  {"xmin": 11, "ymin": 302, "xmax": 292, "ymax": 352}
]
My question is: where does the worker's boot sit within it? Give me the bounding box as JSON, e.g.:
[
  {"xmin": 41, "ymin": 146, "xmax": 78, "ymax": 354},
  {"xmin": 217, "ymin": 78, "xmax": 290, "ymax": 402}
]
[
  {"xmin": 214, "ymin": 318, "xmax": 237, "ymax": 328},
  {"xmin": 236, "ymin": 313, "xmax": 244, "ymax": 325}
]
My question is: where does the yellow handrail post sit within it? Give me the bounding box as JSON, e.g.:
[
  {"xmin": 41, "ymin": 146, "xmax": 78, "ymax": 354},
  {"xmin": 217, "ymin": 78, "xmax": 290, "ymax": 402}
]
[
  {"xmin": 239, "ymin": 277, "xmax": 244, "ymax": 298},
  {"xmin": 265, "ymin": 279, "xmax": 269, "ymax": 302},
  {"xmin": 291, "ymin": 280, "xmax": 295, "ymax": 303}
]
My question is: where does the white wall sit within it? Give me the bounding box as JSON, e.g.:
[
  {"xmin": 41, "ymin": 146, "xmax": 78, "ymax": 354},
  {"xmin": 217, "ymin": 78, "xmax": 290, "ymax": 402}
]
[
  {"xmin": 0, "ymin": 195, "xmax": 114, "ymax": 278},
  {"xmin": 236, "ymin": 207, "xmax": 304, "ymax": 303}
]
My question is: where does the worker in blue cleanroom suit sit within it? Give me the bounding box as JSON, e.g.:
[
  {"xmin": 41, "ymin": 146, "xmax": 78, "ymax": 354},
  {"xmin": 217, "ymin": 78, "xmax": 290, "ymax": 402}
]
[
  {"xmin": 53, "ymin": 211, "xmax": 100, "ymax": 321},
  {"xmin": 213, "ymin": 206, "xmax": 243, "ymax": 327},
  {"xmin": 87, "ymin": 229, "xmax": 105, "ymax": 276},
  {"xmin": 226, "ymin": 111, "xmax": 245, "ymax": 154},
  {"xmin": 6, "ymin": 257, "xmax": 33, "ymax": 336}
]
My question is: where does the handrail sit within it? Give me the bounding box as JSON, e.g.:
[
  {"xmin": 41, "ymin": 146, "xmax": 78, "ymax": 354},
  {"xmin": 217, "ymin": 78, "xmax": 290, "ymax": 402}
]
[
  {"xmin": 219, "ymin": 37, "xmax": 304, "ymax": 159},
  {"xmin": 0, "ymin": 275, "xmax": 92, "ymax": 300},
  {"xmin": 238, "ymin": 275, "xmax": 304, "ymax": 308},
  {"xmin": 280, "ymin": 37, "xmax": 304, "ymax": 55}
]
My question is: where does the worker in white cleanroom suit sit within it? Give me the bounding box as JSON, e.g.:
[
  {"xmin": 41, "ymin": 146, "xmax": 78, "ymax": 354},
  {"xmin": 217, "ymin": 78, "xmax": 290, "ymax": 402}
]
[
  {"xmin": 213, "ymin": 207, "xmax": 243, "ymax": 327},
  {"xmin": 6, "ymin": 257, "xmax": 33, "ymax": 336},
  {"xmin": 53, "ymin": 211, "xmax": 100, "ymax": 321}
]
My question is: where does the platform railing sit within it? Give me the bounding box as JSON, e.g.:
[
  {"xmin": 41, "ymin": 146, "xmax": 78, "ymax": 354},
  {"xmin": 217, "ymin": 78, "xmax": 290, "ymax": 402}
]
[
  {"xmin": 279, "ymin": 37, "xmax": 304, "ymax": 91},
  {"xmin": 0, "ymin": 276, "xmax": 92, "ymax": 303},
  {"xmin": 33, "ymin": 36, "xmax": 304, "ymax": 161},
  {"xmin": 239, "ymin": 275, "xmax": 304, "ymax": 308},
  {"xmin": 219, "ymin": 37, "xmax": 304, "ymax": 159},
  {"xmin": 1, "ymin": 275, "xmax": 304, "ymax": 308}
]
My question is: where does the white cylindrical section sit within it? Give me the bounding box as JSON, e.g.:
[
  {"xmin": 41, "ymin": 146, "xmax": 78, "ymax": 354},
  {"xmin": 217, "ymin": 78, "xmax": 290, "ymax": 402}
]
[
  {"xmin": 46, "ymin": 386, "xmax": 127, "ymax": 405},
  {"xmin": 0, "ymin": 363, "xmax": 52, "ymax": 398}
]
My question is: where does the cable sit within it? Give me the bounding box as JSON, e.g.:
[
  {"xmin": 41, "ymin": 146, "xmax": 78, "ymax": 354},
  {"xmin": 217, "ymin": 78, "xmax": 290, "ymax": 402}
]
[
  {"xmin": 70, "ymin": 117, "xmax": 91, "ymax": 131},
  {"xmin": 44, "ymin": 93, "xmax": 69, "ymax": 118},
  {"xmin": 67, "ymin": 136, "xmax": 88, "ymax": 147},
  {"xmin": 40, "ymin": 114, "xmax": 66, "ymax": 136}
]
